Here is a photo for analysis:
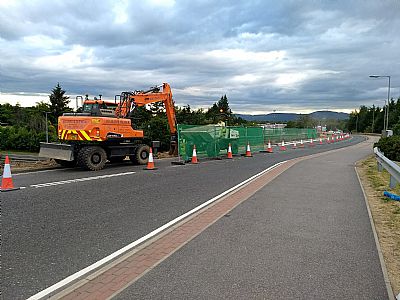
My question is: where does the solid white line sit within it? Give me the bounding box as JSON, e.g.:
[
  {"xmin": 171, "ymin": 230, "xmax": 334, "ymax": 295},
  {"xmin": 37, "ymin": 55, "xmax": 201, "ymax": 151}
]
[
  {"xmin": 27, "ymin": 160, "xmax": 287, "ymax": 299},
  {"xmin": 29, "ymin": 172, "xmax": 137, "ymax": 188},
  {"xmin": 13, "ymin": 168, "xmax": 62, "ymax": 176}
]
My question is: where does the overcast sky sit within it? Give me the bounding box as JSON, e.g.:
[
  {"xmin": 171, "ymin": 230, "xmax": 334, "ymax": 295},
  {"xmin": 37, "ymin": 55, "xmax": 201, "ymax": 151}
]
[{"xmin": 0, "ymin": 0, "xmax": 399, "ymax": 114}]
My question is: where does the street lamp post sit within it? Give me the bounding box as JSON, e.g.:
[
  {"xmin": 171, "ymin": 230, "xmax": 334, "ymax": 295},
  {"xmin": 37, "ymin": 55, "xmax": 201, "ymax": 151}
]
[
  {"xmin": 369, "ymin": 75, "xmax": 391, "ymax": 132},
  {"xmin": 372, "ymin": 104, "xmax": 375, "ymax": 133},
  {"xmin": 44, "ymin": 112, "xmax": 51, "ymax": 143},
  {"xmin": 356, "ymin": 112, "xmax": 359, "ymax": 133}
]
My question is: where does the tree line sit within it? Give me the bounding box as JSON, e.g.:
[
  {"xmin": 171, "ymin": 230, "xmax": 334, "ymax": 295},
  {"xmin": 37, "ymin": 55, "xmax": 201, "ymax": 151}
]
[
  {"xmin": 0, "ymin": 84, "xmax": 250, "ymax": 152},
  {"xmin": 5, "ymin": 83, "xmax": 397, "ymax": 153},
  {"xmin": 347, "ymin": 98, "xmax": 400, "ymax": 134}
]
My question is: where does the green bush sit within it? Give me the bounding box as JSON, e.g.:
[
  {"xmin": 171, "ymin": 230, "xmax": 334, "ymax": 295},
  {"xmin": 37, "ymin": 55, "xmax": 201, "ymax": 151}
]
[
  {"xmin": 374, "ymin": 135, "xmax": 400, "ymax": 161},
  {"xmin": 0, "ymin": 125, "xmax": 57, "ymax": 152}
]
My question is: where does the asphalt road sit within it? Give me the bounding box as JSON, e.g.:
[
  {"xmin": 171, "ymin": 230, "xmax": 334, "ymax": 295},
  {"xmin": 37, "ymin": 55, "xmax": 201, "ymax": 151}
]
[
  {"xmin": 1, "ymin": 136, "xmax": 365, "ymax": 299},
  {"xmin": 116, "ymin": 136, "xmax": 388, "ymax": 299}
]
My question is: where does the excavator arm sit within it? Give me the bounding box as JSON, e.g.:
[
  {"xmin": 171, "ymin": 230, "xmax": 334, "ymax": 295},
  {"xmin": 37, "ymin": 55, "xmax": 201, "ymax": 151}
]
[{"xmin": 116, "ymin": 83, "xmax": 178, "ymax": 155}]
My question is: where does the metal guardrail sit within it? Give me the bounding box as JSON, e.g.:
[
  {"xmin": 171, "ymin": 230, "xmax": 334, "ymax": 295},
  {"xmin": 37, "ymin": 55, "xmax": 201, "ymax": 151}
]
[{"xmin": 374, "ymin": 147, "xmax": 400, "ymax": 188}]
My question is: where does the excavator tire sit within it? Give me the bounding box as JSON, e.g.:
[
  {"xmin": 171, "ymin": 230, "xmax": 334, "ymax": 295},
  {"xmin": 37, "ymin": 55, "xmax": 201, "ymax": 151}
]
[
  {"xmin": 54, "ymin": 159, "xmax": 76, "ymax": 168},
  {"xmin": 129, "ymin": 144, "xmax": 149, "ymax": 165},
  {"xmin": 77, "ymin": 146, "xmax": 107, "ymax": 171}
]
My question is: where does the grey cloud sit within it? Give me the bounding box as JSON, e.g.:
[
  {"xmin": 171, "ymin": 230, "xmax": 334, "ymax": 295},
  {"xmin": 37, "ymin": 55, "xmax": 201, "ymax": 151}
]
[{"xmin": 0, "ymin": 0, "xmax": 399, "ymax": 113}]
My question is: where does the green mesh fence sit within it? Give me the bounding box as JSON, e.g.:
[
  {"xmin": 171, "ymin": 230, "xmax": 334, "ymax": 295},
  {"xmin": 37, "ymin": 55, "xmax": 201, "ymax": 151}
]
[{"xmin": 177, "ymin": 124, "xmax": 317, "ymax": 160}]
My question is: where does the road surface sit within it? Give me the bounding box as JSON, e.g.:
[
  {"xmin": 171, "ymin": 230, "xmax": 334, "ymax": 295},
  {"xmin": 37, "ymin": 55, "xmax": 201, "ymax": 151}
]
[{"xmin": 2, "ymin": 136, "xmax": 382, "ymax": 299}]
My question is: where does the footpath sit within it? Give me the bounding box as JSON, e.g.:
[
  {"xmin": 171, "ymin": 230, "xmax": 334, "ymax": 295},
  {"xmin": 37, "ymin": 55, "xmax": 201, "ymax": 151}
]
[{"xmin": 114, "ymin": 137, "xmax": 391, "ymax": 299}]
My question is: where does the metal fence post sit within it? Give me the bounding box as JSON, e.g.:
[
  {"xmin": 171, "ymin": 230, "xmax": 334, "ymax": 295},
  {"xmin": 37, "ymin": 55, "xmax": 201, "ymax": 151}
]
[{"xmin": 390, "ymin": 175, "xmax": 397, "ymax": 189}]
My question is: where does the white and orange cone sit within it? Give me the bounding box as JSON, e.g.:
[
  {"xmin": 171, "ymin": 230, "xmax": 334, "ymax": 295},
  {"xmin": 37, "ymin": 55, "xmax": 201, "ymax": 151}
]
[
  {"xmin": 1, "ymin": 156, "xmax": 19, "ymax": 192},
  {"xmin": 144, "ymin": 147, "xmax": 157, "ymax": 170},
  {"xmin": 267, "ymin": 140, "xmax": 273, "ymax": 153},
  {"xmin": 308, "ymin": 138, "xmax": 315, "ymax": 147},
  {"xmin": 280, "ymin": 140, "xmax": 286, "ymax": 151},
  {"xmin": 227, "ymin": 143, "xmax": 233, "ymax": 159},
  {"xmin": 292, "ymin": 141, "xmax": 297, "ymax": 149},
  {"xmin": 299, "ymin": 139, "xmax": 304, "ymax": 148},
  {"xmin": 319, "ymin": 137, "xmax": 323, "ymax": 145},
  {"xmin": 191, "ymin": 145, "xmax": 199, "ymax": 164},
  {"xmin": 245, "ymin": 142, "xmax": 252, "ymax": 157}
]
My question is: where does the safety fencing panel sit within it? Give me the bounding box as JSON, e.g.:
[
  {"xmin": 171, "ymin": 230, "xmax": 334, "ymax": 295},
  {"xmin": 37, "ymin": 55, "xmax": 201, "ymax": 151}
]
[{"xmin": 177, "ymin": 124, "xmax": 317, "ymax": 160}]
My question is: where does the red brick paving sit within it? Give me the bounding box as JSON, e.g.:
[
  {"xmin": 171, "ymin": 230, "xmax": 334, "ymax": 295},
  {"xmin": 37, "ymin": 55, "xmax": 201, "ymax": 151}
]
[{"xmin": 56, "ymin": 158, "xmax": 302, "ymax": 300}]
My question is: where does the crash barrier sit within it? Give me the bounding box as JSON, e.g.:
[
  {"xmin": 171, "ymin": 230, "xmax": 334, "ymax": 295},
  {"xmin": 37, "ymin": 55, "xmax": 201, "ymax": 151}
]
[
  {"xmin": 374, "ymin": 147, "xmax": 400, "ymax": 189},
  {"xmin": 177, "ymin": 124, "xmax": 318, "ymax": 160}
]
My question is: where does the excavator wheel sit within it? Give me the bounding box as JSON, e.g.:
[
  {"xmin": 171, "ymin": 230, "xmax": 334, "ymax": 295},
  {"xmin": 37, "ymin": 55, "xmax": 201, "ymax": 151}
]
[
  {"xmin": 77, "ymin": 146, "xmax": 107, "ymax": 171},
  {"xmin": 129, "ymin": 144, "xmax": 150, "ymax": 165}
]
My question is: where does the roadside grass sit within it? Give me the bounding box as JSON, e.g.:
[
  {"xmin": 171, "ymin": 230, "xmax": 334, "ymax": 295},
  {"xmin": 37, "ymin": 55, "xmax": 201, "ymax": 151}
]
[{"xmin": 357, "ymin": 155, "xmax": 400, "ymax": 295}]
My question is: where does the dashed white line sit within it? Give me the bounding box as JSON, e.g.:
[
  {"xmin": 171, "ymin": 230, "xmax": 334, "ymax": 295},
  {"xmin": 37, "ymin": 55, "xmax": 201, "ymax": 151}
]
[{"xmin": 30, "ymin": 171, "xmax": 136, "ymax": 188}]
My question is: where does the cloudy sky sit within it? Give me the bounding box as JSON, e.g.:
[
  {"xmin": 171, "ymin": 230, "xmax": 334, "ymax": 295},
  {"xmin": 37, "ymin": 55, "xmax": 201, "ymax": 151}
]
[{"xmin": 0, "ymin": 0, "xmax": 399, "ymax": 114}]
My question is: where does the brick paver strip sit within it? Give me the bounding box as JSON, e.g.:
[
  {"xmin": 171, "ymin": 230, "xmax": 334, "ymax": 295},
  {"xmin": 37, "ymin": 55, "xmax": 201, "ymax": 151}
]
[{"xmin": 56, "ymin": 144, "xmax": 363, "ymax": 300}]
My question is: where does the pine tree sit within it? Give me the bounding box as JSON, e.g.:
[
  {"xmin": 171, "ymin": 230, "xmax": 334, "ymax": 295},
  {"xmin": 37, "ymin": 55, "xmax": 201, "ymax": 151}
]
[
  {"xmin": 217, "ymin": 95, "xmax": 231, "ymax": 116},
  {"xmin": 49, "ymin": 83, "xmax": 70, "ymax": 123}
]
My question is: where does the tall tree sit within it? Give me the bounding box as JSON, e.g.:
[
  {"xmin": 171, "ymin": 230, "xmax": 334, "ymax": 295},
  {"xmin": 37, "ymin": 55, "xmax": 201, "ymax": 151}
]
[
  {"xmin": 49, "ymin": 83, "xmax": 70, "ymax": 123},
  {"xmin": 217, "ymin": 95, "xmax": 231, "ymax": 116},
  {"xmin": 206, "ymin": 95, "xmax": 233, "ymax": 124}
]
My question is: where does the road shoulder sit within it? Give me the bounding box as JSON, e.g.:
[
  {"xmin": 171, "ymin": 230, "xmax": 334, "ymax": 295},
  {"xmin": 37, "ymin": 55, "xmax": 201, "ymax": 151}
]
[{"xmin": 356, "ymin": 155, "xmax": 400, "ymax": 298}]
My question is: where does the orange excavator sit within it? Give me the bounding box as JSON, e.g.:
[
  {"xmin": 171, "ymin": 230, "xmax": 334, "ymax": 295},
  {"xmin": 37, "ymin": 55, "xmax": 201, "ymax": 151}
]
[{"xmin": 39, "ymin": 83, "xmax": 178, "ymax": 170}]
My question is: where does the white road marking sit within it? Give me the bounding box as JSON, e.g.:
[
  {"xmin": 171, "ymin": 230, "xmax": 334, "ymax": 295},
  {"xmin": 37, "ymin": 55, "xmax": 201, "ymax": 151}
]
[
  {"xmin": 30, "ymin": 172, "xmax": 136, "ymax": 188},
  {"xmin": 27, "ymin": 160, "xmax": 287, "ymax": 299},
  {"xmin": 13, "ymin": 168, "xmax": 62, "ymax": 176}
]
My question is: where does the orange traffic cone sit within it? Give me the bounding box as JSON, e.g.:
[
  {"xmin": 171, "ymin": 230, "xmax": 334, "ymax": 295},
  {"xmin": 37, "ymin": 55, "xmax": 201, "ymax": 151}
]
[
  {"xmin": 1, "ymin": 156, "xmax": 19, "ymax": 192},
  {"xmin": 144, "ymin": 148, "xmax": 157, "ymax": 170},
  {"xmin": 267, "ymin": 140, "xmax": 273, "ymax": 153},
  {"xmin": 292, "ymin": 141, "xmax": 297, "ymax": 149},
  {"xmin": 299, "ymin": 139, "xmax": 304, "ymax": 148},
  {"xmin": 280, "ymin": 140, "xmax": 286, "ymax": 151},
  {"xmin": 245, "ymin": 142, "xmax": 252, "ymax": 157},
  {"xmin": 319, "ymin": 138, "xmax": 323, "ymax": 145},
  {"xmin": 308, "ymin": 138, "xmax": 315, "ymax": 147},
  {"xmin": 227, "ymin": 143, "xmax": 233, "ymax": 159},
  {"xmin": 191, "ymin": 145, "xmax": 199, "ymax": 164},
  {"xmin": 331, "ymin": 135, "xmax": 335, "ymax": 143}
]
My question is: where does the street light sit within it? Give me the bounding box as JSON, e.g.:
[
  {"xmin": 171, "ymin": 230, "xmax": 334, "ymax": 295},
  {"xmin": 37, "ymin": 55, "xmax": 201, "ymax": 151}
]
[
  {"xmin": 44, "ymin": 112, "xmax": 51, "ymax": 143},
  {"xmin": 369, "ymin": 75, "xmax": 391, "ymax": 131}
]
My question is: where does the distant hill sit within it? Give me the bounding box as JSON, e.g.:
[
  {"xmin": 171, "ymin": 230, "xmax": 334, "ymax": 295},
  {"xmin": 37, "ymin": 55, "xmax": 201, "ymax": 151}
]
[{"xmin": 235, "ymin": 111, "xmax": 348, "ymax": 122}]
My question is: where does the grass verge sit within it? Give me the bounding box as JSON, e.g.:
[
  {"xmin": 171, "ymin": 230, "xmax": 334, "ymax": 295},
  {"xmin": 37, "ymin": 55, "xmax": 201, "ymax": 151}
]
[{"xmin": 356, "ymin": 155, "xmax": 400, "ymax": 295}]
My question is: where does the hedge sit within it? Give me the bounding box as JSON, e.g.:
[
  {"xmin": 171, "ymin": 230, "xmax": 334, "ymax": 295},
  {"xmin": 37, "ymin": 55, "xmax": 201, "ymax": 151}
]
[
  {"xmin": 0, "ymin": 125, "xmax": 57, "ymax": 152},
  {"xmin": 374, "ymin": 135, "xmax": 400, "ymax": 162}
]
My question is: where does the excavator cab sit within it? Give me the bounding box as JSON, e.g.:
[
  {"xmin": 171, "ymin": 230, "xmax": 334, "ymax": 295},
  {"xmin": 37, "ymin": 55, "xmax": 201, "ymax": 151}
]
[{"xmin": 80, "ymin": 100, "xmax": 118, "ymax": 117}]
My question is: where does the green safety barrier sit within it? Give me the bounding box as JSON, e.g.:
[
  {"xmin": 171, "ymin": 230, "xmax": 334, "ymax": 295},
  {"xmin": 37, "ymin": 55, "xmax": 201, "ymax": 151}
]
[{"xmin": 177, "ymin": 124, "xmax": 317, "ymax": 160}]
